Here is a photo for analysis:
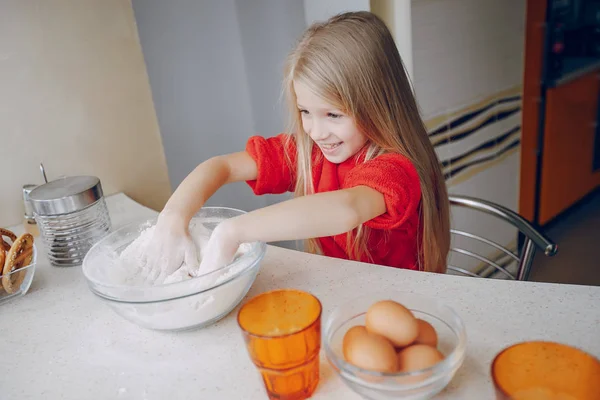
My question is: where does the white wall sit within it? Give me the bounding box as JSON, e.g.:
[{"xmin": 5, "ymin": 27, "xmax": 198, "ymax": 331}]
[
  {"xmin": 303, "ymin": 0, "xmax": 370, "ymax": 25},
  {"xmin": 0, "ymin": 0, "xmax": 171, "ymax": 227},
  {"xmin": 304, "ymin": 0, "xmax": 413, "ymax": 80},
  {"xmin": 371, "ymin": 0, "xmax": 414, "ymax": 82},
  {"xmin": 412, "ymin": 0, "xmax": 525, "ymax": 120},
  {"xmin": 235, "ymin": 1, "xmax": 306, "ymax": 140},
  {"xmin": 132, "ymin": 0, "xmax": 260, "ymax": 212}
]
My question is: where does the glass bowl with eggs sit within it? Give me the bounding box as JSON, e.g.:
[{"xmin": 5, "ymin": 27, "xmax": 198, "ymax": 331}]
[{"xmin": 323, "ymin": 292, "xmax": 466, "ymax": 400}]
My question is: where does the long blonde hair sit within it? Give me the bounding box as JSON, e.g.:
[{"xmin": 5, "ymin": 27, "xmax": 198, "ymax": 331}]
[{"xmin": 282, "ymin": 11, "xmax": 450, "ymax": 273}]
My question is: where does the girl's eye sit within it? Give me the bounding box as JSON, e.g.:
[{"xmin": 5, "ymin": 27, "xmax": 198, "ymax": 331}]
[
  {"xmin": 299, "ymin": 109, "xmax": 309, "ymax": 115},
  {"xmin": 328, "ymin": 112, "xmax": 342, "ymax": 119}
]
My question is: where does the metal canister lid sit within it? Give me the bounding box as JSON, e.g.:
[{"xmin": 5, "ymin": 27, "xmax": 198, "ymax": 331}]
[{"xmin": 29, "ymin": 176, "xmax": 104, "ymax": 216}]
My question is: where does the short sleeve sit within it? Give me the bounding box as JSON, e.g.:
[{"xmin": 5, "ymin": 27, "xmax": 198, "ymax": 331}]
[
  {"xmin": 245, "ymin": 134, "xmax": 296, "ymax": 195},
  {"xmin": 342, "ymin": 154, "xmax": 421, "ymax": 230}
]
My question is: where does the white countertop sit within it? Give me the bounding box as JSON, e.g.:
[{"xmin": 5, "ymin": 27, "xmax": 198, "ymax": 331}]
[{"xmin": 1, "ymin": 193, "xmax": 599, "ymax": 400}]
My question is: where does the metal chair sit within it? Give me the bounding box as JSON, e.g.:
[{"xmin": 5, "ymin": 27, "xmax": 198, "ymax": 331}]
[{"xmin": 448, "ymin": 195, "xmax": 558, "ymax": 281}]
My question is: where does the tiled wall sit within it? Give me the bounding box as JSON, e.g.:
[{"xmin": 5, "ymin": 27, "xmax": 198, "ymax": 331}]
[{"xmin": 411, "ymin": 0, "xmax": 526, "ymax": 277}]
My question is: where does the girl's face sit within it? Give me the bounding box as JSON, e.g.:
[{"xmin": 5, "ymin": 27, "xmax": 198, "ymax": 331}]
[{"xmin": 294, "ymin": 80, "xmax": 368, "ymax": 164}]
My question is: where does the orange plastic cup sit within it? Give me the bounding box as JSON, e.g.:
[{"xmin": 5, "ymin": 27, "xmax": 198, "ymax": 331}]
[
  {"xmin": 491, "ymin": 341, "xmax": 600, "ymax": 399},
  {"xmin": 237, "ymin": 289, "xmax": 322, "ymax": 400}
]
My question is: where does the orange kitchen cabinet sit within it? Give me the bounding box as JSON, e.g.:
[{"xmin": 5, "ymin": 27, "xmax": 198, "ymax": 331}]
[{"xmin": 538, "ymin": 70, "xmax": 600, "ymax": 225}]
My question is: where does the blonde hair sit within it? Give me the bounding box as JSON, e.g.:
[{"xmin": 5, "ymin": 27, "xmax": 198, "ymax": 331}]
[{"xmin": 282, "ymin": 12, "xmax": 450, "ymax": 273}]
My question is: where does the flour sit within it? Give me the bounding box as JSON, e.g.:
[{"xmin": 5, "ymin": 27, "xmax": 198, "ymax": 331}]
[
  {"xmin": 116, "ymin": 222, "xmax": 211, "ymax": 286},
  {"xmin": 101, "ymin": 218, "xmax": 258, "ymax": 331},
  {"xmin": 112, "ymin": 267, "xmax": 258, "ymax": 331},
  {"xmin": 114, "ymin": 219, "xmax": 254, "ymax": 287}
]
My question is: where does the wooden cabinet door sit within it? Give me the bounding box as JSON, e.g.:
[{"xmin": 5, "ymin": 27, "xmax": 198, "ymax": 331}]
[{"xmin": 539, "ymin": 71, "xmax": 600, "ymax": 224}]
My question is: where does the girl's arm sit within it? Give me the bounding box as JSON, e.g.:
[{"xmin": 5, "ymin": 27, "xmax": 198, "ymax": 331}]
[
  {"xmin": 161, "ymin": 151, "xmax": 258, "ymax": 226},
  {"xmin": 217, "ymin": 186, "xmax": 386, "ymax": 245}
]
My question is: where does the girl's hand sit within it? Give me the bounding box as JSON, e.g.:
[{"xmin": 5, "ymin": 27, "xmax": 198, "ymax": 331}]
[
  {"xmin": 142, "ymin": 152, "xmax": 257, "ymax": 281},
  {"xmin": 196, "ymin": 220, "xmax": 241, "ymax": 275},
  {"xmin": 141, "ymin": 210, "xmax": 199, "ymax": 284}
]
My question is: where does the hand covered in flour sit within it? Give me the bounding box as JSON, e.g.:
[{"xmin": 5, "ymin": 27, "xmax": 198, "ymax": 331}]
[
  {"xmin": 196, "ymin": 220, "xmax": 241, "ymax": 275},
  {"xmin": 141, "ymin": 210, "xmax": 199, "ymax": 284}
]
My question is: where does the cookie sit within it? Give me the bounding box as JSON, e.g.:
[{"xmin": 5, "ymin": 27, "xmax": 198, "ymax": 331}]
[
  {"xmin": 2, "ymin": 233, "xmax": 34, "ymax": 294},
  {"xmin": 0, "ymin": 228, "xmax": 16, "ymax": 252}
]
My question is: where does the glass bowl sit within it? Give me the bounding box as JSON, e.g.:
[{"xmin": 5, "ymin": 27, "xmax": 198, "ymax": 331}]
[
  {"xmin": 323, "ymin": 292, "xmax": 467, "ymax": 400},
  {"xmin": 0, "ymin": 244, "xmax": 37, "ymax": 305},
  {"xmin": 82, "ymin": 207, "xmax": 266, "ymax": 331}
]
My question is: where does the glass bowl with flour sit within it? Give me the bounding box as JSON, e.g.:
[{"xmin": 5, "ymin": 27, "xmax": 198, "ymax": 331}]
[{"xmin": 82, "ymin": 207, "xmax": 266, "ymax": 331}]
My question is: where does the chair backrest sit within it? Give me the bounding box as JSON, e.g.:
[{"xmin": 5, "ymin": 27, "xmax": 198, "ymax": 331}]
[{"xmin": 448, "ymin": 195, "xmax": 557, "ymax": 280}]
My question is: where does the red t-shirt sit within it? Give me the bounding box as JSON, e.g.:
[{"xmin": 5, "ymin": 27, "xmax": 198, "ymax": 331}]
[{"xmin": 245, "ymin": 134, "xmax": 421, "ymax": 270}]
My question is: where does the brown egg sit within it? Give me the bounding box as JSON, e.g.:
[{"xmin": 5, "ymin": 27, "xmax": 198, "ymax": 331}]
[
  {"xmin": 345, "ymin": 332, "xmax": 398, "ymax": 373},
  {"xmin": 342, "ymin": 325, "xmax": 368, "ymax": 359},
  {"xmin": 366, "ymin": 300, "xmax": 418, "ymax": 347},
  {"xmin": 413, "ymin": 319, "xmax": 438, "ymax": 347},
  {"xmin": 397, "ymin": 344, "xmax": 444, "ymax": 373}
]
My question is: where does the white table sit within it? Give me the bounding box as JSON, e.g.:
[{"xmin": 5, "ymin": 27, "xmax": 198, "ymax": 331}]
[{"xmin": 2, "ymin": 193, "xmax": 599, "ymax": 399}]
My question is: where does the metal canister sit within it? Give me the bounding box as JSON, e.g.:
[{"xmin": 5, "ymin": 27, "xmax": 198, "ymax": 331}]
[{"xmin": 28, "ymin": 176, "xmax": 112, "ymax": 267}]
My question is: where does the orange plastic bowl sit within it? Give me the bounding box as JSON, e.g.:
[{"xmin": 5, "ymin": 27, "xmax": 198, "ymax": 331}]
[{"xmin": 492, "ymin": 341, "xmax": 600, "ymax": 399}]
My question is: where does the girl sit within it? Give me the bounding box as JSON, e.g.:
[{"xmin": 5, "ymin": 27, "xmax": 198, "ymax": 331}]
[{"xmin": 142, "ymin": 11, "xmax": 450, "ymax": 283}]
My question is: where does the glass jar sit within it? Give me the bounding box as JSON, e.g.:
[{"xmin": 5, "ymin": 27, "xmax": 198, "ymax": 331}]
[
  {"xmin": 28, "ymin": 176, "xmax": 112, "ymax": 267},
  {"xmin": 22, "ymin": 184, "xmax": 40, "ymax": 237}
]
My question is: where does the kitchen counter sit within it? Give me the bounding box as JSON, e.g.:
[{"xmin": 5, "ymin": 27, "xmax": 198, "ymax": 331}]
[{"xmin": 2, "ymin": 193, "xmax": 599, "ymax": 399}]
